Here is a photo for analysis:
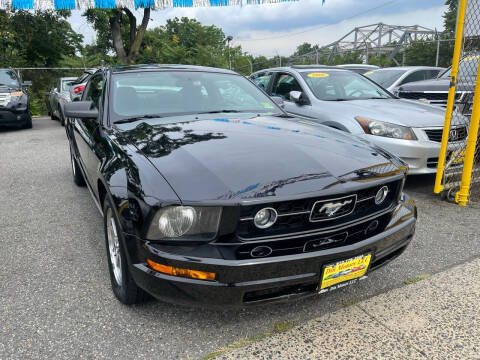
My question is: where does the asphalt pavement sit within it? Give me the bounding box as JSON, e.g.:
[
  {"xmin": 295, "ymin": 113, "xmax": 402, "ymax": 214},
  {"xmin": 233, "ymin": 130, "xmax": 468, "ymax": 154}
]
[{"xmin": 1, "ymin": 117, "xmax": 479, "ymax": 359}]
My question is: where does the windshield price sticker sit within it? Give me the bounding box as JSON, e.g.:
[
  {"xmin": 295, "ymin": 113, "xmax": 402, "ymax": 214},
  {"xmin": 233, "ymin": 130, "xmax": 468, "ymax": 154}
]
[{"xmin": 308, "ymin": 72, "xmax": 329, "ymax": 78}]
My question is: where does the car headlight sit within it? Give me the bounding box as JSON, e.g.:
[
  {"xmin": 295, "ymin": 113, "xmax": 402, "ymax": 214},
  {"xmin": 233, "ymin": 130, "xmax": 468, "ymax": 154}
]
[
  {"xmin": 355, "ymin": 116, "xmax": 417, "ymax": 140},
  {"xmin": 146, "ymin": 206, "xmax": 222, "ymax": 241}
]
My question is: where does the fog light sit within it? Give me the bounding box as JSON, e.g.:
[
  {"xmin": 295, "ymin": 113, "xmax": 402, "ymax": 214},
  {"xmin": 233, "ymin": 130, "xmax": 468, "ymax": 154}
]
[
  {"xmin": 146, "ymin": 259, "xmax": 215, "ymax": 281},
  {"xmin": 375, "ymin": 186, "xmax": 389, "ymax": 205},
  {"xmin": 253, "ymin": 207, "xmax": 277, "ymax": 229}
]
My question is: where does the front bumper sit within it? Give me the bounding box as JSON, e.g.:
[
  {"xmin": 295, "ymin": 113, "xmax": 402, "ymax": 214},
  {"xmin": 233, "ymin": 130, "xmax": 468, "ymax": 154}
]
[
  {"xmin": 127, "ymin": 196, "xmax": 417, "ymax": 308},
  {"xmin": 361, "ymin": 133, "xmax": 463, "ymax": 175},
  {"xmin": 0, "ymin": 107, "xmax": 29, "ymax": 127}
]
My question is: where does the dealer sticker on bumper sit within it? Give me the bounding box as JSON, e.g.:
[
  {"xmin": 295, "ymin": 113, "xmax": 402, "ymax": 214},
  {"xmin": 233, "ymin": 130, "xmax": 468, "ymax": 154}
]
[{"xmin": 320, "ymin": 254, "xmax": 372, "ymax": 290}]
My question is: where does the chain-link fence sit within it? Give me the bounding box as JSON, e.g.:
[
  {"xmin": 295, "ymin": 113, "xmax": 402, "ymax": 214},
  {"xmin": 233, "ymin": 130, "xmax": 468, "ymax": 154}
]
[{"xmin": 434, "ymin": 0, "xmax": 480, "ymax": 205}]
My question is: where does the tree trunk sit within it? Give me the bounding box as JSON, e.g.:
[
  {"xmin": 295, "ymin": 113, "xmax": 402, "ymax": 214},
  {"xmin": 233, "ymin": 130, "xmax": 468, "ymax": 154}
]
[{"xmin": 110, "ymin": 7, "xmax": 150, "ymax": 65}]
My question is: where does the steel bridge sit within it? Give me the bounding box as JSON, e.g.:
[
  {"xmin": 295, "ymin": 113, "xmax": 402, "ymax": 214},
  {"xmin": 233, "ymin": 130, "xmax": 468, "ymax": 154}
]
[{"xmin": 293, "ymin": 23, "xmax": 439, "ymax": 65}]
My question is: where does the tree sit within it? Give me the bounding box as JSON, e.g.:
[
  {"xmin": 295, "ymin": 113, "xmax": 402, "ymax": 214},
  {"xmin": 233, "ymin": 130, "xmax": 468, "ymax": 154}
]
[
  {"xmin": 443, "ymin": 0, "xmax": 458, "ymax": 36},
  {"xmin": 137, "ymin": 17, "xmax": 228, "ymax": 68},
  {"xmin": 84, "ymin": 8, "xmax": 151, "ymax": 65}
]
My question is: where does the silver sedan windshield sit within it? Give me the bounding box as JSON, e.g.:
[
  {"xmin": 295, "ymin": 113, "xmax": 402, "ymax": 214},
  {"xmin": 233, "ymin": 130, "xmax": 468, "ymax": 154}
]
[{"xmin": 300, "ymin": 71, "xmax": 391, "ymax": 101}]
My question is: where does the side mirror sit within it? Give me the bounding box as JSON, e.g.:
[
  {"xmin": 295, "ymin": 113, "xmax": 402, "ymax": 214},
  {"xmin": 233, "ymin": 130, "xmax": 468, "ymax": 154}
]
[
  {"xmin": 64, "ymin": 100, "xmax": 99, "ymax": 119},
  {"xmin": 271, "ymin": 96, "xmax": 284, "ymax": 107},
  {"xmin": 22, "ymin": 81, "xmax": 32, "ymax": 87},
  {"xmin": 53, "ymin": 88, "xmax": 58, "ymax": 93},
  {"xmin": 290, "ymin": 91, "xmax": 307, "ymax": 105}
]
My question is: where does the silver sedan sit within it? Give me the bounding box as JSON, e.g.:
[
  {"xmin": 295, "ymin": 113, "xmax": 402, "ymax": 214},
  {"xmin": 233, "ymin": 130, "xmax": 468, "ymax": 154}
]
[
  {"xmin": 364, "ymin": 66, "xmax": 445, "ymax": 93},
  {"xmin": 249, "ymin": 66, "xmax": 466, "ymax": 175}
]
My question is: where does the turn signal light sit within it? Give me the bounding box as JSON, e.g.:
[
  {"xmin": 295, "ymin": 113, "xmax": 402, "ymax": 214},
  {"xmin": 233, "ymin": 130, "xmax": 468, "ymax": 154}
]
[{"xmin": 146, "ymin": 259, "xmax": 216, "ymax": 281}]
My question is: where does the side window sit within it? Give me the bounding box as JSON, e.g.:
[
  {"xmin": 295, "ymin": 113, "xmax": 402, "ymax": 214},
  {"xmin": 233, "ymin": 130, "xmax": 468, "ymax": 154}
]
[
  {"xmin": 271, "ymin": 73, "xmax": 303, "ymax": 100},
  {"xmin": 84, "ymin": 75, "xmax": 104, "ymax": 108},
  {"xmin": 427, "ymin": 69, "xmax": 441, "ymax": 79},
  {"xmin": 400, "ymin": 70, "xmax": 427, "ymax": 85},
  {"xmin": 251, "ymin": 72, "xmax": 272, "ymax": 91}
]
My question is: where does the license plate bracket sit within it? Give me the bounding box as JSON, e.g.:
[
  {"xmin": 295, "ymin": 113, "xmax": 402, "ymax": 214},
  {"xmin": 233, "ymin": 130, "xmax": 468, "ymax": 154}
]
[{"xmin": 319, "ymin": 253, "xmax": 372, "ymax": 292}]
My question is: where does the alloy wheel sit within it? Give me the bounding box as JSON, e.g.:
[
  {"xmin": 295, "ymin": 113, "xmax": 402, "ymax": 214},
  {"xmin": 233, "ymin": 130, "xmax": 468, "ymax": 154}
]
[{"xmin": 106, "ymin": 208, "xmax": 123, "ymax": 286}]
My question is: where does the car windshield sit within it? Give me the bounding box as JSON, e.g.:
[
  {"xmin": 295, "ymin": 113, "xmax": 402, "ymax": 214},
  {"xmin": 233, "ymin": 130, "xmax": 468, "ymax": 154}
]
[
  {"xmin": 0, "ymin": 70, "xmax": 20, "ymax": 87},
  {"xmin": 440, "ymin": 55, "xmax": 479, "ymax": 79},
  {"xmin": 61, "ymin": 80, "xmax": 74, "ymax": 91},
  {"xmin": 364, "ymin": 69, "xmax": 408, "ymax": 88},
  {"xmin": 300, "ymin": 70, "xmax": 391, "ymax": 101},
  {"xmin": 110, "ymin": 71, "xmax": 280, "ymax": 122}
]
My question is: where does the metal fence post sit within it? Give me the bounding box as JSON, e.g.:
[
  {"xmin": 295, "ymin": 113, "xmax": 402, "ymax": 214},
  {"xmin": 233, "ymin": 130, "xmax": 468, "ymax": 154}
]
[
  {"xmin": 455, "ymin": 61, "xmax": 480, "ymax": 205},
  {"xmin": 434, "ymin": 0, "xmax": 469, "ymax": 194}
]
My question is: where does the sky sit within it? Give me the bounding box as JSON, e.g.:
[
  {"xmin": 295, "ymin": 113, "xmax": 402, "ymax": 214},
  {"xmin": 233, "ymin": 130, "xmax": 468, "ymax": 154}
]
[{"xmin": 69, "ymin": 0, "xmax": 448, "ymax": 57}]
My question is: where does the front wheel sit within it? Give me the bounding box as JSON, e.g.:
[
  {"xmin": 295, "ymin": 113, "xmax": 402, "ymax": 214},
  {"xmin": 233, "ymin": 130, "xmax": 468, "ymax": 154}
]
[{"xmin": 104, "ymin": 197, "xmax": 146, "ymax": 305}]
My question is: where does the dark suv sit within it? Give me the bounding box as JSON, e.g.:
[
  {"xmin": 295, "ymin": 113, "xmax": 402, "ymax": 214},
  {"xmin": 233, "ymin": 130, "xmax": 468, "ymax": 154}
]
[
  {"xmin": 396, "ymin": 55, "xmax": 478, "ymax": 118},
  {"xmin": 0, "ymin": 69, "xmax": 32, "ymax": 129}
]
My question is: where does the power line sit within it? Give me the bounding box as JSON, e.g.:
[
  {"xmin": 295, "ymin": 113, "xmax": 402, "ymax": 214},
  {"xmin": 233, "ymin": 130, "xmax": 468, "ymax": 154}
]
[{"xmin": 238, "ymin": 0, "xmax": 400, "ymax": 42}]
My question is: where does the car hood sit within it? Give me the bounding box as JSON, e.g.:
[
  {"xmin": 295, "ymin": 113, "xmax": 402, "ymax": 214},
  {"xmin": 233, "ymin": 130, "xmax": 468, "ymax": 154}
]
[
  {"xmin": 397, "ymin": 77, "xmax": 475, "ymax": 92},
  {"xmin": 321, "ymin": 98, "xmax": 447, "ymax": 128},
  {"xmin": 117, "ymin": 116, "xmax": 404, "ymax": 202}
]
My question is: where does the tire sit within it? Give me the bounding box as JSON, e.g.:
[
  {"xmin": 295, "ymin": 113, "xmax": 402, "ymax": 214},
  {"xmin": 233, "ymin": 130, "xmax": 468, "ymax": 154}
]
[
  {"xmin": 70, "ymin": 149, "xmax": 86, "ymax": 187},
  {"xmin": 103, "ymin": 197, "xmax": 146, "ymax": 305},
  {"xmin": 60, "ymin": 108, "xmax": 66, "ymax": 126},
  {"xmin": 23, "ymin": 115, "xmax": 32, "ymax": 129}
]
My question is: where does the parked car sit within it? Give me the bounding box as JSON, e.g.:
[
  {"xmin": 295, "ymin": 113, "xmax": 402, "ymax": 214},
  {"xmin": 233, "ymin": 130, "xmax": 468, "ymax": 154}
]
[
  {"xmin": 396, "ymin": 55, "xmax": 478, "ymax": 118},
  {"xmin": 364, "ymin": 66, "xmax": 445, "ymax": 93},
  {"xmin": 336, "ymin": 64, "xmax": 379, "ymax": 74},
  {"xmin": 64, "ymin": 65, "xmax": 416, "ymax": 307},
  {"xmin": 0, "ymin": 68, "xmax": 32, "ymax": 129},
  {"xmin": 46, "ymin": 77, "xmax": 77, "ymax": 126},
  {"xmin": 69, "ymin": 68, "xmax": 97, "ymax": 101},
  {"xmin": 249, "ymin": 66, "xmax": 468, "ymax": 174}
]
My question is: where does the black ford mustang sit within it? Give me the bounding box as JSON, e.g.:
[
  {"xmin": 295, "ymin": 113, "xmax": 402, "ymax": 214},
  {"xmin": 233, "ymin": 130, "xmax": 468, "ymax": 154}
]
[{"xmin": 64, "ymin": 65, "xmax": 417, "ymax": 307}]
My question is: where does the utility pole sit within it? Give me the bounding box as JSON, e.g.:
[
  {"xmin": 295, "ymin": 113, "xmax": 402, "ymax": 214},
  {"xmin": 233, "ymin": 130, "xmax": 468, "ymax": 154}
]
[
  {"xmin": 247, "ymin": 57, "xmax": 253, "ymax": 74},
  {"xmin": 435, "ymin": 28, "xmax": 440, "ymax": 67},
  {"xmin": 315, "ymin": 48, "xmax": 319, "ymax": 64},
  {"xmin": 226, "ymin": 35, "xmax": 233, "ymax": 70}
]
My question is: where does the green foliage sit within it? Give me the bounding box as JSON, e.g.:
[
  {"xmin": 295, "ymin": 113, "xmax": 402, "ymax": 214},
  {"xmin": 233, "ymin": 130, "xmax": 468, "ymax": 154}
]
[
  {"xmin": 0, "ymin": 10, "xmax": 83, "ymax": 116},
  {"xmin": 368, "ymin": 55, "xmax": 395, "ymax": 67},
  {"xmin": 137, "ymin": 17, "xmax": 228, "ymax": 68},
  {"xmin": 443, "ymin": 0, "xmax": 458, "ymax": 36}
]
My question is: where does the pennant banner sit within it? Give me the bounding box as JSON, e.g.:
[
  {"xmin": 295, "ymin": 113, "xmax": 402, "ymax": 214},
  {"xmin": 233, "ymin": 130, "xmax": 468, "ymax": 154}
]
[{"xmin": 0, "ymin": 0, "xmax": 317, "ymax": 9}]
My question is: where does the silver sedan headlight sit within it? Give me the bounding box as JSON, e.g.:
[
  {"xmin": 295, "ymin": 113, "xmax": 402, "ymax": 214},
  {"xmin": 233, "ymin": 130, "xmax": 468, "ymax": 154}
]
[
  {"xmin": 146, "ymin": 206, "xmax": 222, "ymax": 241},
  {"xmin": 355, "ymin": 116, "xmax": 417, "ymax": 140}
]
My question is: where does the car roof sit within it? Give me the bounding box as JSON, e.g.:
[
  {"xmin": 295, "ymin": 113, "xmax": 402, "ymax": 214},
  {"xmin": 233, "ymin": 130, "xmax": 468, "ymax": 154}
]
[
  {"xmin": 337, "ymin": 64, "xmax": 379, "ymax": 69},
  {"xmin": 110, "ymin": 64, "xmax": 236, "ymax": 75},
  {"xmin": 371, "ymin": 66, "xmax": 444, "ymax": 71},
  {"xmin": 252, "ymin": 66, "xmax": 348, "ymax": 74}
]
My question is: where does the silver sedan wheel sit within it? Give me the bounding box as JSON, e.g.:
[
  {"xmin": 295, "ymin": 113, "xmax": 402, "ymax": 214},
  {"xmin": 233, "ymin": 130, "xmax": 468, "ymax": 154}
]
[{"xmin": 106, "ymin": 208, "xmax": 123, "ymax": 286}]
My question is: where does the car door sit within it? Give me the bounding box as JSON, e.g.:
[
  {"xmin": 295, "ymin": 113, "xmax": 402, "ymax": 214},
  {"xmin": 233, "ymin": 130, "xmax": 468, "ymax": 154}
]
[
  {"xmin": 73, "ymin": 73, "xmax": 105, "ymax": 188},
  {"xmin": 269, "ymin": 72, "xmax": 313, "ymax": 119}
]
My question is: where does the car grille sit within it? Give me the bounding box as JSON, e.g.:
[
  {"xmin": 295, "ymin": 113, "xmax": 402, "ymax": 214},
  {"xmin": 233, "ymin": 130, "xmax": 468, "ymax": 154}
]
[
  {"xmin": 424, "ymin": 126, "xmax": 467, "ymax": 142},
  {"xmin": 236, "ymin": 179, "xmax": 403, "ymax": 241},
  {"xmin": 397, "ymin": 91, "xmax": 472, "ymax": 113},
  {"xmin": 397, "ymin": 91, "xmax": 450, "ymax": 106},
  {"xmin": 236, "ymin": 212, "xmax": 393, "ymax": 260},
  {"xmin": 0, "ymin": 93, "xmax": 10, "ymax": 107}
]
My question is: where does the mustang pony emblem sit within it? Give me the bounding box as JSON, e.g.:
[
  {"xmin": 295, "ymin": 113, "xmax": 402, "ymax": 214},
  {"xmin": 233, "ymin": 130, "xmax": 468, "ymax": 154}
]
[{"xmin": 318, "ymin": 200, "xmax": 353, "ymax": 217}]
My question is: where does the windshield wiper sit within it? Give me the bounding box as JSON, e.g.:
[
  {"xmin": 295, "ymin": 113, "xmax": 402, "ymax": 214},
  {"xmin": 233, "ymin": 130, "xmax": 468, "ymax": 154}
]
[
  {"xmin": 113, "ymin": 114, "xmax": 164, "ymax": 124},
  {"xmin": 325, "ymin": 98, "xmax": 350, "ymax": 101},
  {"xmin": 196, "ymin": 109, "xmax": 243, "ymax": 114},
  {"xmin": 272, "ymin": 113, "xmax": 294, "ymax": 118}
]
